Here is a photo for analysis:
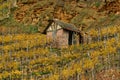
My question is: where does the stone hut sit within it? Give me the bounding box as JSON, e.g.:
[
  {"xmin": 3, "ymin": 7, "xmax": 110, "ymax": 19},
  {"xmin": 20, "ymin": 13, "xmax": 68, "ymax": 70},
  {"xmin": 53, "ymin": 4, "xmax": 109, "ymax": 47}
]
[{"xmin": 42, "ymin": 19, "xmax": 83, "ymax": 48}]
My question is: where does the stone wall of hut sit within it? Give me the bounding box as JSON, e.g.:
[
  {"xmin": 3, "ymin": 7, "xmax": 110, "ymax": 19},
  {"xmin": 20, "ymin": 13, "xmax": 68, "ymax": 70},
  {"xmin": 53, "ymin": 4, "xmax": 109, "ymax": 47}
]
[{"xmin": 46, "ymin": 29, "xmax": 69, "ymax": 48}]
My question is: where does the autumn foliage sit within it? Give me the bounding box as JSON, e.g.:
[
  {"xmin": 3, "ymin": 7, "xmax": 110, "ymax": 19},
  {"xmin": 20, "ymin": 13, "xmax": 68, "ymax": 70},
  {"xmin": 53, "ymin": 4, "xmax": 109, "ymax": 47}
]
[{"xmin": 0, "ymin": 24, "xmax": 120, "ymax": 80}]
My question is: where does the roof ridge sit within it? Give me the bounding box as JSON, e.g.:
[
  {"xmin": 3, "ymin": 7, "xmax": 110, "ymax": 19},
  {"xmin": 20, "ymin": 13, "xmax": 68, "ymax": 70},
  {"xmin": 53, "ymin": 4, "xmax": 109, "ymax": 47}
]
[
  {"xmin": 42, "ymin": 19, "xmax": 80, "ymax": 34},
  {"xmin": 53, "ymin": 19, "xmax": 80, "ymax": 32}
]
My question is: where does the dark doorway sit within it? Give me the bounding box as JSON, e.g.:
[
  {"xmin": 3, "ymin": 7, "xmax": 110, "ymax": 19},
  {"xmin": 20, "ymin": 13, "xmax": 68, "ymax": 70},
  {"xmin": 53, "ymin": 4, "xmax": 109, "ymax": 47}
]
[
  {"xmin": 79, "ymin": 34, "xmax": 83, "ymax": 44},
  {"xmin": 68, "ymin": 31, "xmax": 73, "ymax": 45}
]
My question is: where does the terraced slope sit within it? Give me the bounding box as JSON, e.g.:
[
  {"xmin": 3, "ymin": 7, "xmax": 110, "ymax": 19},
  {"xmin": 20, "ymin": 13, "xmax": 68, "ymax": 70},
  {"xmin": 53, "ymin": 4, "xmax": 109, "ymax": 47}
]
[
  {"xmin": 0, "ymin": 1, "xmax": 120, "ymax": 79},
  {"xmin": 0, "ymin": 25, "xmax": 120, "ymax": 80}
]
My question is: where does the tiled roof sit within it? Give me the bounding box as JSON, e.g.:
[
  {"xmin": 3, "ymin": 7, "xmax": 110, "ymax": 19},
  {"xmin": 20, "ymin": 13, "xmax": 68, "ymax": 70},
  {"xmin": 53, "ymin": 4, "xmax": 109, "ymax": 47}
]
[
  {"xmin": 54, "ymin": 19, "xmax": 80, "ymax": 32},
  {"xmin": 42, "ymin": 19, "xmax": 80, "ymax": 34}
]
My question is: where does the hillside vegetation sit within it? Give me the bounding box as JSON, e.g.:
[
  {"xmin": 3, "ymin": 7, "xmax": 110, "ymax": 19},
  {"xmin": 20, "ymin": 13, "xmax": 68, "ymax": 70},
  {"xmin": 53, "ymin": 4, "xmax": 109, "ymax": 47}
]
[
  {"xmin": 0, "ymin": 24, "xmax": 120, "ymax": 80},
  {"xmin": 0, "ymin": 0, "xmax": 120, "ymax": 80}
]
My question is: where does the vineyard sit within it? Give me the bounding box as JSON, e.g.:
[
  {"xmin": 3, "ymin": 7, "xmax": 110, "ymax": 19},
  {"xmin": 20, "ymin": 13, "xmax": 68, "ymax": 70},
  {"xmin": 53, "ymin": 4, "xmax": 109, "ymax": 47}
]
[
  {"xmin": 0, "ymin": 24, "xmax": 120, "ymax": 80},
  {"xmin": 0, "ymin": 0, "xmax": 120, "ymax": 80}
]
